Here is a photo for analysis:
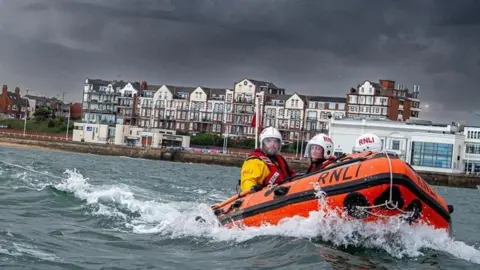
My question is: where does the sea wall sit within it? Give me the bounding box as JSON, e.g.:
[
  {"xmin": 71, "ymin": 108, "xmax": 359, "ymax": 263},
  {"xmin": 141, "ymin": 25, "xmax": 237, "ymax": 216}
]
[{"xmin": 1, "ymin": 135, "xmax": 479, "ymax": 189}]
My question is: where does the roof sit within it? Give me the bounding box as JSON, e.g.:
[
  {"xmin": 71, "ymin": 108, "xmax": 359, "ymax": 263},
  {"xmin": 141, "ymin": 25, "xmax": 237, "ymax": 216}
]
[
  {"xmin": 294, "ymin": 93, "xmax": 308, "ymax": 103},
  {"xmin": 200, "ymin": 87, "xmax": 226, "ymax": 99},
  {"xmin": 25, "ymin": 95, "xmax": 65, "ymax": 105},
  {"xmin": 333, "ymin": 117, "xmax": 454, "ymax": 129},
  {"xmin": 165, "ymin": 85, "xmax": 196, "ymax": 94},
  {"xmin": 25, "ymin": 94, "xmax": 48, "ymax": 102},
  {"xmin": 7, "ymin": 92, "xmax": 29, "ymax": 107},
  {"xmin": 265, "ymin": 93, "xmax": 289, "ymax": 101},
  {"xmin": 85, "ymin": 78, "xmax": 109, "ymax": 86},
  {"xmin": 85, "ymin": 78, "xmax": 110, "ymax": 91},
  {"xmin": 241, "ymin": 78, "xmax": 283, "ymax": 90},
  {"xmin": 145, "ymin": 84, "xmax": 162, "ymax": 91},
  {"xmin": 129, "ymin": 82, "xmax": 141, "ymax": 90},
  {"xmin": 307, "ymin": 95, "xmax": 346, "ymax": 103},
  {"xmin": 354, "ymin": 80, "xmax": 415, "ymax": 98},
  {"xmin": 112, "ymin": 81, "xmax": 127, "ymax": 89}
]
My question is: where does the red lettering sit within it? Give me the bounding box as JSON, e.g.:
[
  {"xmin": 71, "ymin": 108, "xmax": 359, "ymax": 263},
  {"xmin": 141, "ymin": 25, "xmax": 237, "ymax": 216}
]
[
  {"xmin": 359, "ymin": 137, "xmax": 375, "ymax": 145},
  {"xmin": 323, "ymin": 136, "xmax": 333, "ymax": 144}
]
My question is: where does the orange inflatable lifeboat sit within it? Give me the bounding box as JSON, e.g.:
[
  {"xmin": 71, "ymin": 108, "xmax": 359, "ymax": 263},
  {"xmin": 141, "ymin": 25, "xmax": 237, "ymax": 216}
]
[{"xmin": 209, "ymin": 151, "xmax": 454, "ymax": 234}]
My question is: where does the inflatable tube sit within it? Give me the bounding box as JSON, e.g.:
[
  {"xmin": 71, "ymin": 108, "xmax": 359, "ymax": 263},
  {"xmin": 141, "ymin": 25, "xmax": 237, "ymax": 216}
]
[{"xmin": 212, "ymin": 151, "xmax": 453, "ymax": 234}]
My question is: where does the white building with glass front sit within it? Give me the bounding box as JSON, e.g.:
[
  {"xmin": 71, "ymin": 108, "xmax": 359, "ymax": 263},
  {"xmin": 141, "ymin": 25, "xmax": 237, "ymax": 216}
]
[
  {"xmin": 328, "ymin": 117, "xmax": 465, "ymax": 173},
  {"xmin": 463, "ymin": 126, "xmax": 480, "ymax": 174}
]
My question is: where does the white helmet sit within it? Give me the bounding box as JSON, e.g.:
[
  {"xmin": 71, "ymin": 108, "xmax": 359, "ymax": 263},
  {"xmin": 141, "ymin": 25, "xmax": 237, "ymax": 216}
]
[
  {"xmin": 304, "ymin": 133, "xmax": 334, "ymax": 159},
  {"xmin": 352, "ymin": 133, "xmax": 382, "ymax": 153},
  {"xmin": 259, "ymin": 126, "xmax": 283, "ymax": 147}
]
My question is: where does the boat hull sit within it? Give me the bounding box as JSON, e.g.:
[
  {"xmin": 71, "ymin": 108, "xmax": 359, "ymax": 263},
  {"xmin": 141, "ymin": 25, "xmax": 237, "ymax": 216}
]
[{"xmin": 213, "ymin": 152, "xmax": 453, "ymax": 233}]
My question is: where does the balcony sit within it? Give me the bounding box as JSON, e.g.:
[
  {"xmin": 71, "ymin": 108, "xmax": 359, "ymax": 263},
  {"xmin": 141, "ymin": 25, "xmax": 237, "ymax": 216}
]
[
  {"xmin": 234, "ymin": 110, "xmax": 254, "ymax": 115},
  {"xmin": 265, "ymin": 101, "xmax": 283, "ymax": 106},
  {"xmin": 411, "ymin": 107, "xmax": 422, "ymax": 112},
  {"xmin": 159, "ymin": 115, "xmax": 174, "ymax": 121},
  {"xmin": 234, "ymin": 98, "xmax": 253, "ymax": 104},
  {"xmin": 173, "ymin": 94, "xmax": 188, "ymax": 100},
  {"xmin": 117, "ymin": 103, "xmax": 132, "ymax": 108}
]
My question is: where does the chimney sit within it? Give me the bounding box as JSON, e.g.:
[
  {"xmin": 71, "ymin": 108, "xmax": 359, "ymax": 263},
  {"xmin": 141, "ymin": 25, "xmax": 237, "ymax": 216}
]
[
  {"xmin": 14, "ymin": 87, "xmax": 20, "ymax": 95},
  {"xmin": 2, "ymin": 85, "xmax": 7, "ymax": 95},
  {"xmin": 141, "ymin": 81, "xmax": 147, "ymax": 91}
]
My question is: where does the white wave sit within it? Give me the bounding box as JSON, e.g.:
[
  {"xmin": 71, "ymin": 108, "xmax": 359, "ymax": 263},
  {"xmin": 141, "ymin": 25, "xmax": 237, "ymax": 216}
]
[
  {"xmin": 0, "ymin": 160, "xmax": 59, "ymax": 190},
  {"xmin": 55, "ymin": 169, "xmax": 480, "ymax": 264}
]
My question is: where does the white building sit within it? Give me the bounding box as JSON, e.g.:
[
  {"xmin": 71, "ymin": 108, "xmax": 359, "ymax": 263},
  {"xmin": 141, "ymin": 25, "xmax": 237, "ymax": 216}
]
[
  {"xmin": 329, "ymin": 118, "xmax": 465, "ymax": 173},
  {"xmin": 463, "ymin": 126, "xmax": 480, "ymax": 173},
  {"xmin": 304, "ymin": 96, "xmax": 346, "ymax": 140},
  {"xmin": 72, "ymin": 122, "xmax": 190, "ymax": 148},
  {"xmin": 72, "ymin": 122, "xmax": 112, "ymax": 144}
]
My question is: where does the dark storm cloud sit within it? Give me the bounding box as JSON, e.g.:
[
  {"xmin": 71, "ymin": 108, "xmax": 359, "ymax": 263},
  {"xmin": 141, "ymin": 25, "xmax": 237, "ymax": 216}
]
[{"xmin": 0, "ymin": 0, "xmax": 479, "ymax": 124}]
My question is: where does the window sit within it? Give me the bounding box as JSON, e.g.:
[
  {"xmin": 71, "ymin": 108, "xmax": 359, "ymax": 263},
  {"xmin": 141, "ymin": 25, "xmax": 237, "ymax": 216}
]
[
  {"xmin": 466, "ymin": 144, "xmax": 480, "ymax": 154},
  {"xmin": 391, "ymin": 140, "xmax": 400, "ymax": 150},
  {"xmin": 328, "ymin": 103, "xmax": 336, "ymax": 109},
  {"xmin": 338, "ymin": 103, "xmax": 345, "ymax": 110},
  {"xmin": 411, "ymin": 142, "xmax": 453, "ymax": 169},
  {"xmin": 348, "ymin": 95, "xmax": 356, "ymax": 104}
]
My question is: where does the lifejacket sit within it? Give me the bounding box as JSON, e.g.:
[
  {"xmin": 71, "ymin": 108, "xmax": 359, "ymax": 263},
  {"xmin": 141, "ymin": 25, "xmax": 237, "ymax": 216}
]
[
  {"xmin": 306, "ymin": 158, "xmax": 336, "ymax": 174},
  {"xmin": 247, "ymin": 148, "xmax": 295, "ymax": 186}
]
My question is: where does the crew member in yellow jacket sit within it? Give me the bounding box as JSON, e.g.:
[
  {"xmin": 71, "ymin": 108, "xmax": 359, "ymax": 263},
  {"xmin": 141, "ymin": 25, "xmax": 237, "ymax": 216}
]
[{"xmin": 240, "ymin": 127, "xmax": 296, "ymax": 192}]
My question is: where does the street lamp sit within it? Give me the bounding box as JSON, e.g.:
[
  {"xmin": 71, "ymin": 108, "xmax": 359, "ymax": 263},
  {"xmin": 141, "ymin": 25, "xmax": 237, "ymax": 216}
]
[
  {"xmin": 23, "ymin": 109, "xmax": 27, "ymax": 137},
  {"xmin": 66, "ymin": 105, "xmax": 71, "ymax": 140},
  {"xmin": 327, "ymin": 112, "xmax": 333, "ymax": 136},
  {"xmin": 23, "ymin": 89, "xmax": 30, "ymax": 137}
]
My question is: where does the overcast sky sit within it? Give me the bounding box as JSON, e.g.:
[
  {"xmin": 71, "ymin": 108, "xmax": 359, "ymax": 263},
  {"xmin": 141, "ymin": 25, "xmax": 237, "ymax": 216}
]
[{"xmin": 0, "ymin": 0, "xmax": 479, "ymax": 124}]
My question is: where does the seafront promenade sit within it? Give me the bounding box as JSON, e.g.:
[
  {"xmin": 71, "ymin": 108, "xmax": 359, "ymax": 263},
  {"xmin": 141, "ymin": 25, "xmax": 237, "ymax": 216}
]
[{"xmin": 0, "ymin": 131, "xmax": 479, "ymax": 189}]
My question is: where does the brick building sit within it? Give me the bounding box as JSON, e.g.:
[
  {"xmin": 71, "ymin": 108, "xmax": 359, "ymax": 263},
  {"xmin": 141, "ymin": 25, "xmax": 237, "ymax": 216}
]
[
  {"xmin": 346, "ymin": 79, "xmax": 421, "ymax": 121},
  {"xmin": 0, "ymin": 85, "xmax": 29, "ymax": 119}
]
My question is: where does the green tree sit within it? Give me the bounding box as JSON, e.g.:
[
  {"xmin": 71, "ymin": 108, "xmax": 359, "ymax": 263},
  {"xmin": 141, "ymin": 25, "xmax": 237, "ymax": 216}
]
[{"xmin": 33, "ymin": 107, "xmax": 50, "ymax": 121}]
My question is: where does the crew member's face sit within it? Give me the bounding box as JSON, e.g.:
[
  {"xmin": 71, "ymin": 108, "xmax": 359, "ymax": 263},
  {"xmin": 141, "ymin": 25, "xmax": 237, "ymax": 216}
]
[
  {"xmin": 310, "ymin": 145, "xmax": 324, "ymax": 161},
  {"xmin": 263, "ymin": 138, "xmax": 280, "ymax": 156}
]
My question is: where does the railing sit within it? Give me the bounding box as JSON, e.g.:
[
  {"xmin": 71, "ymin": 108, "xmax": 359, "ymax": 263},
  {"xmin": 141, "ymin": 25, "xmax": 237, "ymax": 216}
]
[
  {"xmin": 180, "ymin": 147, "xmax": 298, "ymax": 160},
  {"xmin": 0, "ymin": 131, "xmax": 72, "ymax": 141},
  {"xmin": 0, "ymin": 130, "xmax": 303, "ymax": 161}
]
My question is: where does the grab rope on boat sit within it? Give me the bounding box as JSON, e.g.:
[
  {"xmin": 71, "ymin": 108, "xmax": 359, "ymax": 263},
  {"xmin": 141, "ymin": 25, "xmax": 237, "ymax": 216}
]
[{"xmin": 353, "ymin": 151, "xmax": 415, "ymax": 220}]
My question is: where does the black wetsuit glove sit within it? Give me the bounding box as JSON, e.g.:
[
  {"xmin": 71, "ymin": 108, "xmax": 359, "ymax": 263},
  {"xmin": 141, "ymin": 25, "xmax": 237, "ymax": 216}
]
[{"xmin": 250, "ymin": 184, "xmax": 263, "ymax": 192}]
